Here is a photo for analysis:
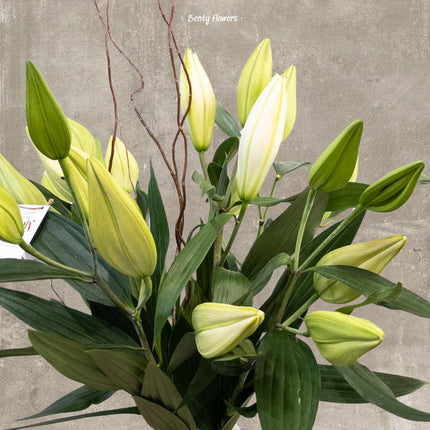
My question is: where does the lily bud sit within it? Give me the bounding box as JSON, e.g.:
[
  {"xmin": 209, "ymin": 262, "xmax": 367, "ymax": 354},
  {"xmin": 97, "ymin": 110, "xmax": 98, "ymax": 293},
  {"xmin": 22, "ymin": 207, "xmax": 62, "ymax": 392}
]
[
  {"xmin": 26, "ymin": 61, "xmax": 71, "ymax": 160},
  {"xmin": 236, "ymin": 74, "xmax": 288, "ymax": 202},
  {"xmin": 87, "ymin": 158, "xmax": 156, "ymax": 278},
  {"xmin": 359, "ymin": 161, "xmax": 424, "ymax": 212},
  {"xmin": 68, "ymin": 118, "xmax": 102, "ymax": 159},
  {"xmin": 180, "ymin": 48, "xmax": 216, "ymax": 152},
  {"xmin": 314, "ymin": 235, "xmax": 406, "ymax": 303},
  {"xmin": 237, "ymin": 39, "xmax": 272, "ymax": 126},
  {"xmin": 309, "ymin": 120, "xmax": 363, "ymax": 192},
  {"xmin": 281, "ymin": 65, "xmax": 297, "ymax": 140},
  {"xmin": 104, "ymin": 137, "xmax": 139, "ymax": 193},
  {"xmin": 0, "ymin": 154, "xmax": 46, "ymax": 205},
  {"xmin": 0, "ymin": 186, "xmax": 24, "ymax": 244},
  {"xmin": 192, "ymin": 303, "xmax": 264, "ymax": 359},
  {"xmin": 304, "ymin": 311, "xmax": 384, "ymax": 366}
]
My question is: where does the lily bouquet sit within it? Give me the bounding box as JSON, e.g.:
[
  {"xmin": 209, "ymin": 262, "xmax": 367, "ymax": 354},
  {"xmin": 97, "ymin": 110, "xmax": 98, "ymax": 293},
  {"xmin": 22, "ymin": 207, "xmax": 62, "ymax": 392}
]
[{"xmin": 1, "ymin": 21, "xmax": 429, "ymax": 430}]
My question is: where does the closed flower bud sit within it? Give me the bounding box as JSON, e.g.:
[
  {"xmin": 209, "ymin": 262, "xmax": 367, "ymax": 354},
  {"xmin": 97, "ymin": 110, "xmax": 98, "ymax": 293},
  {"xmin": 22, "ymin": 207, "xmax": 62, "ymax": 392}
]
[
  {"xmin": 192, "ymin": 303, "xmax": 264, "ymax": 359},
  {"xmin": 359, "ymin": 161, "xmax": 424, "ymax": 212},
  {"xmin": 104, "ymin": 137, "xmax": 139, "ymax": 193},
  {"xmin": 236, "ymin": 74, "xmax": 288, "ymax": 202},
  {"xmin": 0, "ymin": 186, "xmax": 24, "ymax": 244},
  {"xmin": 180, "ymin": 48, "xmax": 216, "ymax": 152},
  {"xmin": 237, "ymin": 39, "xmax": 272, "ymax": 126},
  {"xmin": 281, "ymin": 65, "xmax": 297, "ymax": 140},
  {"xmin": 305, "ymin": 311, "xmax": 384, "ymax": 366},
  {"xmin": 309, "ymin": 120, "xmax": 363, "ymax": 192},
  {"xmin": 26, "ymin": 61, "xmax": 71, "ymax": 160},
  {"xmin": 0, "ymin": 153, "xmax": 46, "ymax": 205},
  {"xmin": 68, "ymin": 118, "xmax": 102, "ymax": 159},
  {"xmin": 314, "ymin": 235, "xmax": 406, "ymax": 303},
  {"xmin": 87, "ymin": 158, "xmax": 156, "ymax": 278}
]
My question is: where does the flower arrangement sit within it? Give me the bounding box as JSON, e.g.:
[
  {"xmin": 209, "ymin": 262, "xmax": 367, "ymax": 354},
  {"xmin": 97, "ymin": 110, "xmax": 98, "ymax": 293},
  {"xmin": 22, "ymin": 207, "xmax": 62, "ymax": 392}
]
[{"xmin": 0, "ymin": 4, "xmax": 429, "ymax": 430}]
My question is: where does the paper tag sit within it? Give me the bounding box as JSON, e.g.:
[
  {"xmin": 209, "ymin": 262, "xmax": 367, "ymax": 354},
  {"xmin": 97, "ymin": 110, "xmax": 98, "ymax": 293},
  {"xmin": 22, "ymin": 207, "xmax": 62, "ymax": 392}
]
[{"xmin": 0, "ymin": 205, "xmax": 51, "ymax": 260}]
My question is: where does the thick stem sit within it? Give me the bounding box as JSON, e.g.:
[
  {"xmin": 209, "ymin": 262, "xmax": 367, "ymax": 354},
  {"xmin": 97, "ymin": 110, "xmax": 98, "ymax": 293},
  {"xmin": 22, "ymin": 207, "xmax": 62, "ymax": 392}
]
[
  {"xmin": 219, "ymin": 202, "xmax": 248, "ymax": 266},
  {"xmin": 293, "ymin": 188, "xmax": 317, "ymax": 272},
  {"xmin": 132, "ymin": 310, "xmax": 157, "ymax": 364},
  {"xmin": 281, "ymin": 293, "xmax": 319, "ymax": 328},
  {"xmin": 19, "ymin": 241, "xmax": 93, "ymax": 281},
  {"xmin": 298, "ymin": 205, "xmax": 365, "ymax": 272}
]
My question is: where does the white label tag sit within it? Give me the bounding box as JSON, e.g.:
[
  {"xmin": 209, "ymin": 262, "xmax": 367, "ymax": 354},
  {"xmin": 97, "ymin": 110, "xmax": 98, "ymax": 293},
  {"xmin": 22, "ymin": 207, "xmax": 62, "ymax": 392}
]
[{"xmin": 0, "ymin": 205, "xmax": 51, "ymax": 259}]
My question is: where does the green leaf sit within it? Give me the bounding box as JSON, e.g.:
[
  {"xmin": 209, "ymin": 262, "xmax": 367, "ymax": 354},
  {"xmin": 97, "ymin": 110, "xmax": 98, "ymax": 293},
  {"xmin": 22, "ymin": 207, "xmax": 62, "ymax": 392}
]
[
  {"xmin": 212, "ymin": 137, "xmax": 239, "ymax": 166},
  {"xmin": 249, "ymin": 196, "xmax": 295, "ymax": 207},
  {"xmin": 88, "ymin": 348, "xmax": 148, "ymax": 394},
  {"xmin": 155, "ymin": 213, "xmax": 232, "ymax": 340},
  {"xmin": 141, "ymin": 362, "xmax": 196, "ymax": 429},
  {"xmin": 32, "ymin": 211, "xmax": 132, "ymax": 307},
  {"xmin": 0, "ymin": 259, "xmax": 84, "ymax": 283},
  {"xmin": 192, "ymin": 170, "xmax": 216, "ymax": 199},
  {"xmin": 167, "ymin": 332, "xmax": 197, "ymax": 375},
  {"xmin": 134, "ymin": 396, "xmax": 190, "ymax": 430},
  {"xmin": 273, "ymin": 160, "xmax": 311, "ymax": 179},
  {"xmin": 24, "ymin": 385, "xmax": 113, "ymax": 419},
  {"xmin": 4, "ymin": 407, "xmax": 139, "ymax": 430},
  {"xmin": 149, "ymin": 161, "xmax": 170, "ymax": 292},
  {"xmin": 242, "ymin": 188, "xmax": 328, "ymax": 280},
  {"xmin": 325, "ymin": 182, "xmax": 368, "ymax": 211},
  {"xmin": 0, "ymin": 346, "xmax": 37, "ymax": 358},
  {"xmin": 319, "ymin": 365, "xmax": 428, "ymax": 403},
  {"xmin": 225, "ymin": 401, "xmax": 257, "ymax": 418},
  {"xmin": 0, "ymin": 286, "xmax": 138, "ymax": 345},
  {"xmin": 215, "ymin": 100, "xmax": 240, "ymax": 137},
  {"xmin": 255, "ymin": 331, "xmax": 320, "ymax": 430},
  {"xmin": 212, "ymin": 267, "xmax": 250, "ymax": 304},
  {"xmin": 136, "ymin": 182, "xmax": 149, "ymax": 219},
  {"xmin": 30, "ymin": 179, "xmax": 72, "ymax": 217},
  {"xmin": 311, "ymin": 265, "xmax": 430, "ymax": 318},
  {"xmin": 28, "ymin": 330, "xmax": 118, "ymax": 390},
  {"xmin": 336, "ymin": 362, "xmax": 430, "ymax": 421}
]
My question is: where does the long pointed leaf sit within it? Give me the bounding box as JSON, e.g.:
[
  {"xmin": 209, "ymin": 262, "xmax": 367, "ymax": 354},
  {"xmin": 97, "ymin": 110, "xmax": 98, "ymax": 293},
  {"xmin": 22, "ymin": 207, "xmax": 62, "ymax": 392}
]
[
  {"xmin": 149, "ymin": 161, "xmax": 169, "ymax": 292},
  {"xmin": 0, "ymin": 286, "xmax": 137, "ymax": 345},
  {"xmin": 311, "ymin": 265, "xmax": 430, "ymax": 318},
  {"xmin": 319, "ymin": 365, "xmax": 428, "ymax": 403},
  {"xmin": 336, "ymin": 362, "xmax": 430, "ymax": 421},
  {"xmin": 24, "ymin": 386, "xmax": 113, "ymax": 419},
  {"xmin": 4, "ymin": 407, "xmax": 139, "ymax": 430},
  {"xmin": 155, "ymin": 213, "xmax": 232, "ymax": 340},
  {"xmin": 215, "ymin": 100, "xmax": 240, "ymax": 137}
]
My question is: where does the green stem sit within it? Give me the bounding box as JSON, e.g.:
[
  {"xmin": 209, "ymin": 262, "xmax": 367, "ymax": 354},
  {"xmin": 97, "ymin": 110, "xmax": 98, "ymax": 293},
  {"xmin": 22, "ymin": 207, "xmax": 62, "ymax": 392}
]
[
  {"xmin": 276, "ymin": 325, "xmax": 310, "ymax": 336},
  {"xmin": 275, "ymin": 273, "xmax": 298, "ymax": 324},
  {"xmin": 293, "ymin": 188, "xmax": 317, "ymax": 272},
  {"xmin": 132, "ymin": 310, "xmax": 156, "ymax": 364},
  {"xmin": 199, "ymin": 151, "xmax": 210, "ymax": 183},
  {"xmin": 257, "ymin": 177, "xmax": 279, "ymax": 237},
  {"xmin": 298, "ymin": 205, "xmax": 365, "ymax": 272},
  {"xmin": 219, "ymin": 202, "xmax": 248, "ymax": 266},
  {"xmin": 19, "ymin": 241, "xmax": 93, "ymax": 281},
  {"xmin": 281, "ymin": 293, "xmax": 319, "ymax": 328}
]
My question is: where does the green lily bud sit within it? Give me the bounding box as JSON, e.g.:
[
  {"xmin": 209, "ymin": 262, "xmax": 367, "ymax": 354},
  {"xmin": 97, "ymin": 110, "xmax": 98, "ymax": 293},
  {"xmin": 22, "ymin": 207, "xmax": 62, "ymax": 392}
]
[
  {"xmin": 180, "ymin": 48, "xmax": 216, "ymax": 152},
  {"xmin": 281, "ymin": 65, "xmax": 297, "ymax": 140},
  {"xmin": 26, "ymin": 61, "xmax": 71, "ymax": 160},
  {"xmin": 236, "ymin": 74, "xmax": 289, "ymax": 202},
  {"xmin": 309, "ymin": 119, "xmax": 363, "ymax": 192},
  {"xmin": 0, "ymin": 153, "xmax": 46, "ymax": 205},
  {"xmin": 104, "ymin": 136, "xmax": 139, "ymax": 193},
  {"xmin": 192, "ymin": 303, "xmax": 264, "ymax": 359},
  {"xmin": 87, "ymin": 157, "xmax": 156, "ymax": 278},
  {"xmin": 68, "ymin": 118, "xmax": 102, "ymax": 159},
  {"xmin": 314, "ymin": 235, "xmax": 406, "ymax": 303},
  {"xmin": 0, "ymin": 186, "xmax": 24, "ymax": 244},
  {"xmin": 305, "ymin": 311, "xmax": 384, "ymax": 366},
  {"xmin": 237, "ymin": 39, "xmax": 272, "ymax": 126},
  {"xmin": 359, "ymin": 161, "xmax": 424, "ymax": 212}
]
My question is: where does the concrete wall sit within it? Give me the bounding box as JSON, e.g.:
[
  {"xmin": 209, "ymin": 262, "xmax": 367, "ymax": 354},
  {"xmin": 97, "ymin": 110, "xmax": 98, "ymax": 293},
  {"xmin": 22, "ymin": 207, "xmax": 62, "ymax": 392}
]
[{"xmin": 0, "ymin": 1, "xmax": 429, "ymax": 429}]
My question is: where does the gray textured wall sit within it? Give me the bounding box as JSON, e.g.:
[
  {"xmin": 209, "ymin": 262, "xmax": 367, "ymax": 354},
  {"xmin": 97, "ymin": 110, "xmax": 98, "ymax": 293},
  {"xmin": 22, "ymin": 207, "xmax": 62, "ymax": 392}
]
[{"xmin": 0, "ymin": 1, "xmax": 429, "ymax": 429}]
